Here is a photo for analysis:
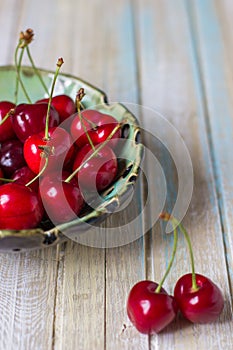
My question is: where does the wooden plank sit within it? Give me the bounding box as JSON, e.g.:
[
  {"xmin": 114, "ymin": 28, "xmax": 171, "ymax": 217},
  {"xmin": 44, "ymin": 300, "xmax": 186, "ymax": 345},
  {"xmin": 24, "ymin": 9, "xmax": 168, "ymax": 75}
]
[
  {"xmin": 0, "ymin": 1, "xmax": 60, "ymax": 350},
  {"xmin": 53, "ymin": 242, "xmax": 105, "ymax": 350},
  {"xmin": 135, "ymin": 0, "xmax": 233, "ymax": 349},
  {"xmin": 192, "ymin": 0, "xmax": 233, "ymax": 297},
  {"xmin": 0, "ymin": 248, "xmax": 59, "ymax": 349}
]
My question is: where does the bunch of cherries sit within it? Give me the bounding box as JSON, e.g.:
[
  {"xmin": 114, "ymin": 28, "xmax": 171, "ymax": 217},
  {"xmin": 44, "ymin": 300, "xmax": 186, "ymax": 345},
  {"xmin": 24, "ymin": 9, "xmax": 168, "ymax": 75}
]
[
  {"xmin": 0, "ymin": 29, "xmax": 121, "ymax": 230},
  {"xmin": 127, "ymin": 213, "xmax": 225, "ymax": 334}
]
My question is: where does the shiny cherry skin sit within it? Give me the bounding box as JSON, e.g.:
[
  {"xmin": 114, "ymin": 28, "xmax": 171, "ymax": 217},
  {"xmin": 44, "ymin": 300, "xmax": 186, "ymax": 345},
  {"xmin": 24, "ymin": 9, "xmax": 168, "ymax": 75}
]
[
  {"xmin": 23, "ymin": 126, "xmax": 74, "ymax": 174},
  {"xmin": 37, "ymin": 94, "xmax": 76, "ymax": 123},
  {"xmin": 72, "ymin": 144, "xmax": 118, "ymax": 192},
  {"xmin": 127, "ymin": 280, "xmax": 178, "ymax": 334},
  {"xmin": 70, "ymin": 109, "xmax": 121, "ymax": 148},
  {"xmin": 39, "ymin": 176, "xmax": 84, "ymax": 224},
  {"xmin": 0, "ymin": 139, "xmax": 26, "ymax": 177},
  {"xmin": 0, "ymin": 101, "xmax": 16, "ymax": 142},
  {"xmin": 174, "ymin": 273, "xmax": 224, "ymax": 323},
  {"xmin": 11, "ymin": 102, "xmax": 60, "ymax": 142},
  {"xmin": 11, "ymin": 166, "xmax": 39, "ymax": 192},
  {"xmin": 0, "ymin": 183, "xmax": 44, "ymax": 230}
]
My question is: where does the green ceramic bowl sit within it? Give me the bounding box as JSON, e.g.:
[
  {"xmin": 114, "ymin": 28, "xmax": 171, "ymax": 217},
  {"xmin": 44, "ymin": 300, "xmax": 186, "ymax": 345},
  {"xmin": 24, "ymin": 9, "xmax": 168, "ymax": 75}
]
[{"xmin": 0, "ymin": 66, "xmax": 144, "ymax": 252}]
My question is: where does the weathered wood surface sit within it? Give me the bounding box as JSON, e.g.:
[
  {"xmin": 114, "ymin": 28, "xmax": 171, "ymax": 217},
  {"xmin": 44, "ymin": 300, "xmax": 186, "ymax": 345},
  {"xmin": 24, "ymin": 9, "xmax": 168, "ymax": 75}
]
[{"xmin": 0, "ymin": 0, "xmax": 232, "ymax": 349}]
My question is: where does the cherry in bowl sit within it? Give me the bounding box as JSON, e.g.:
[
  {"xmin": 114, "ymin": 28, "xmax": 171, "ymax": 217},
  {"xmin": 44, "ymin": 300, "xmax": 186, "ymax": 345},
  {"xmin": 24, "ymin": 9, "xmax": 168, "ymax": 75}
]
[{"xmin": 0, "ymin": 65, "xmax": 143, "ymax": 252}]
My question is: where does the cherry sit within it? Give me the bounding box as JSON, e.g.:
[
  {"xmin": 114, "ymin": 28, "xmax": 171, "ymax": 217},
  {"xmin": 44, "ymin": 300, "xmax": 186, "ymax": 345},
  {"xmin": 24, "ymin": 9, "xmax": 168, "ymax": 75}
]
[
  {"xmin": 72, "ymin": 144, "xmax": 118, "ymax": 192},
  {"xmin": 160, "ymin": 213, "xmax": 225, "ymax": 325},
  {"xmin": 0, "ymin": 139, "xmax": 26, "ymax": 177},
  {"xmin": 10, "ymin": 102, "xmax": 59, "ymax": 142},
  {"xmin": 127, "ymin": 280, "xmax": 178, "ymax": 334},
  {"xmin": 39, "ymin": 175, "xmax": 84, "ymax": 224},
  {"xmin": 70, "ymin": 109, "xmax": 121, "ymax": 148},
  {"xmin": 0, "ymin": 101, "xmax": 16, "ymax": 142},
  {"xmin": 23, "ymin": 126, "xmax": 74, "ymax": 174},
  {"xmin": 37, "ymin": 94, "xmax": 76, "ymax": 123},
  {"xmin": 127, "ymin": 220, "xmax": 179, "ymax": 334},
  {"xmin": 11, "ymin": 166, "xmax": 39, "ymax": 192},
  {"xmin": 0, "ymin": 183, "xmax": 44, "ymax": 230},
  {"xmin": 174, "ymin": 273, "xmax": 224, "ymax": 323}
]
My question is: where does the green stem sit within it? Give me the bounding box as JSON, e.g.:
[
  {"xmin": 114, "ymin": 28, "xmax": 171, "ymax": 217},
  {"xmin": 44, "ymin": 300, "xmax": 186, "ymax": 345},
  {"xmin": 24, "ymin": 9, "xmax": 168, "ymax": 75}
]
[
  {"xmin": 155, "ymin": 222, "xmax": 178, "ymax": 293},
  {"xmin": 14, "ymin": 44, "xmax": 32, "ymax": 104},
  {"xmin": 25, "ymin": 156, "xmax": 49, "ymax": 187},
  {"xmin": 81, "ymin": 113, "xmax": 98, "ymax": 130},
  {"xmin": 0, "ymin": 108, "xmax": 15, "ymax": 126},
  {"xmin": 65, "ymin": 123, "xmax": 121, "ymax": 183},
  {"xmin": 170, "ymin": 216, "xmax": 198, "ymax": 292},
  {"xmin": 26, "ymin": 46, "xmax": 49, "ymax": 96},
  {"xmin": 0, "ymin": 178, "xmax": 14, "ymax": 183},
  {"xmin": 44, "ymin": 59, "xmax": 63, "ymax": 140},
  {"xmin": 14, "ymin": 44, "xmax": 20, "ymax": 104},
  {"xmin": 77, "ymin": 101, "xmax": 96, "ymax": 152}
]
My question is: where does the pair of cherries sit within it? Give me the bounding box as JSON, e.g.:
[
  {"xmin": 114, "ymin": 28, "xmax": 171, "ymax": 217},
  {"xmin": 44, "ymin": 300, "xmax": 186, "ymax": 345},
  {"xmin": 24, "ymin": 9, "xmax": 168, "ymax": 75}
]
[{"xmin": 126, "ymin": 214, "xmax": 224, "ymax": 334}]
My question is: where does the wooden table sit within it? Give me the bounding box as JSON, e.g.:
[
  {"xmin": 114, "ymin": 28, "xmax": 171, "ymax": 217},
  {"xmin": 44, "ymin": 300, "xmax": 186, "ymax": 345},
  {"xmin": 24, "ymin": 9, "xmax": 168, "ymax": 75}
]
[{"xmin": 0, "ymin": 0, "xmax": 233, "ymax": 349}]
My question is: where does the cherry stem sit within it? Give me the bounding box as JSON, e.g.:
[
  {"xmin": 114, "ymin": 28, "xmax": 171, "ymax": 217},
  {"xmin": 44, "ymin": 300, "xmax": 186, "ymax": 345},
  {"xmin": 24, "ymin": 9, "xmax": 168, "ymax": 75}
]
[
  {"xmin": 0, "ymin": 108, "xmax": 15, "ymax": 126},
  {"xmin": 0, "ymin": 178, "xmax": 14, "ymax": 183},
  {"xmin": 155, "ymin": 221, "xmax": 178, "ymax": 293},
  {"xmin": 65, "ymin": 123, "xmax": 121, "ymax": 183},
  {"xmin": 160, "ymin": 212, "xmax": 199, "ymax": 292},
  {"xmin": 76, "ymin": 89, "xmax": 96, "ymax": 152},
  {"xmin": 173, "ymin": 217, "xmax": 198, "ymax": 291},
  {"xmin": 25, "ymin": 155, "xmax": 49, "ymax": 187},
  {"xmin": 14, "ymin": 44, "xmax": 32, "ymax": 104},
  {"xmin": 79, "ymin": 101, "xmax": 98, "ymax": 129},
  {"xmin": 26, "ymin": 46, "xmax": 49, "ymax": 96},
  {"xmin": 44, "ymin": 58, "xmax": 64, "ymax": 141},
  {"xmin": 81, "ymin": 113, "xmax": 98, "ymax": 130}
]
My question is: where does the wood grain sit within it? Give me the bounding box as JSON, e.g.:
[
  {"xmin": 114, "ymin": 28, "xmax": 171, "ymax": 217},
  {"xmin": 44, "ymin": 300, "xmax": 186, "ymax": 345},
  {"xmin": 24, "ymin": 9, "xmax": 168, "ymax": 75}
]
[
  {"xmin": 0, "ymin": 0, "xmax": 232, "ymax": 349},
  {"xmin": 135, "ymin": 0, "xmax": 233, "ymax": 348},
  {"xmin": 194, "ymin": 0, "xmax": 233, "ymax": 298}
]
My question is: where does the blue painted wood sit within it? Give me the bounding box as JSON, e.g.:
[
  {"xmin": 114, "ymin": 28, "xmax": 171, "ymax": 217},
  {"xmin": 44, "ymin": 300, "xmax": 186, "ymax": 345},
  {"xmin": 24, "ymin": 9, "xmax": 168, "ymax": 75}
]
[
  {"xmin": 187, "ymin": 0, "xmax": 233, "ymax": 289},
  {"xmin": 135, "ymin": 1, "xmax": 232, "ymax": 347}
]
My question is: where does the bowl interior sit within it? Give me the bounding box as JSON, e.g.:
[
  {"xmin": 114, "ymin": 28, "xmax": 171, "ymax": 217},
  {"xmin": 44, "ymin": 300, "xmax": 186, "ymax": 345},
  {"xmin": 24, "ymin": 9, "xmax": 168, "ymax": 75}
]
[{"xmin": 0, "ymin": 66, "xmax": 144, "ymax": 251}]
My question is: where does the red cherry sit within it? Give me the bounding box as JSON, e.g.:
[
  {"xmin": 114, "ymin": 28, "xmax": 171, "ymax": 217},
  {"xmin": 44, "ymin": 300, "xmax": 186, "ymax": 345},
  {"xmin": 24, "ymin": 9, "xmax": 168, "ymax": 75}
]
[
  {"xmin": 127, "ymin": 280, "xmax": 178, "ymax": 334},
  {"xmin": 37, "ymin": 94, "xmax": 76, "ymax": 123},
  {"xmin": 174, "ymin": 273, "xmax": 224, "ymax": 323},
  {"xmin": 0, "ymin": 183, "xmax": 44, "ymax": 230},
  {"xmin": 72, "ymin": 144, "xmax": 118, "ymax": 192},
  {"xmin": 39, "ymin": 176, "xmax": 84, "ymax": 224},
  {"xmin": 70, "ymin": 109, "xmax": 121, "ymax": 148},
  {"xmin": 11, "ymin": 166, "xmax": 39, "ymax": 192},
  {"xmin": 0, "ymin": 139, "xmax": 26, "ymax": 177},
  {"xmin": 23, "ymin": 127, "xmax": 74, "ymax": 174},
  {"xmin": 11, "ymin": 103, "xmax": 59, "ymax": 142},
  {"xmin": 0, "ymin": 101, "xmax": 16, "ymax": 142}
]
